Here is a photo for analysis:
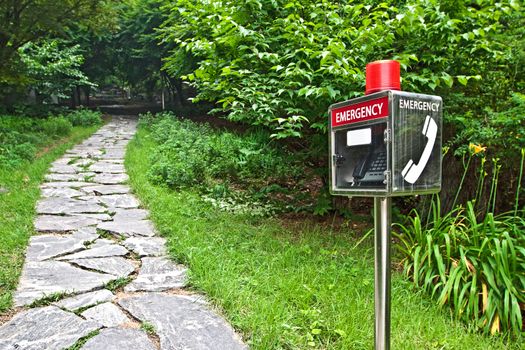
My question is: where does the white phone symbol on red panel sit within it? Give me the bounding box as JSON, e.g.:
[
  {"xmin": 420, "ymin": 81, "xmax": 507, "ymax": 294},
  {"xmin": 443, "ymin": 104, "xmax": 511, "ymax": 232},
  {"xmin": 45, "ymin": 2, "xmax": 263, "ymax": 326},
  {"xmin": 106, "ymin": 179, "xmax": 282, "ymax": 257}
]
[{"xmin": 402, "ymin": 115, "xmax": 437, "ymax": 184}]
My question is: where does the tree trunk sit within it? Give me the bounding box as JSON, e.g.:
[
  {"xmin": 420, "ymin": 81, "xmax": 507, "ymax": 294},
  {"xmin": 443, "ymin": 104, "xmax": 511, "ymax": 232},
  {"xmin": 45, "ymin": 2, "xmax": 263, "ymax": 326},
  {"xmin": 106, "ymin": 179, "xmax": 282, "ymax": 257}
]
[
  {"xmin": 85, "ymin": 86, "xmax": 90, "ymax": 106},
  {"xmin": 173, "ymin": 79, "xmax": 184, "ymax": 107},
  {"xmin": 76, "ymin": 86, "xmax": 81, "ymax": 107}
]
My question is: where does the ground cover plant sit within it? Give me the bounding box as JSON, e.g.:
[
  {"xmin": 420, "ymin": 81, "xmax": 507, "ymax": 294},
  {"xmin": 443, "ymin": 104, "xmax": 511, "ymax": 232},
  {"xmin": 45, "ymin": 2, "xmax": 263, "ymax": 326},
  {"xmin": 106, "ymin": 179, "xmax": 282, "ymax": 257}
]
[
  {"xmin": 0, "ymin": 110, "xmax": 102, "ymax": 167},
  {"xmin": 0, "ymin": 113, "xmax": 102, "ymax": 312},
  {"xmin": 125, "ymin": 118, "xmax": 522, "ymax": 349},
  {"xmin": 141, "ymin": 111, "xmax": 313, "ymax": 216}
]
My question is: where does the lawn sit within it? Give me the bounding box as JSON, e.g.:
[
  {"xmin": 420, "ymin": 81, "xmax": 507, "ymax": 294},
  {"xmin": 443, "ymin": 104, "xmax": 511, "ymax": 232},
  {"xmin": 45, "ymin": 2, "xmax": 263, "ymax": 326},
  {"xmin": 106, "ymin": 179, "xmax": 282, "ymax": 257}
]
[
  {"xmin": 0, "ymin": 116, "xmax": 101, "ymax": 312},
  {"xmin": 125, "ymin": 127, "xmax": 519, "ymax": 349}
]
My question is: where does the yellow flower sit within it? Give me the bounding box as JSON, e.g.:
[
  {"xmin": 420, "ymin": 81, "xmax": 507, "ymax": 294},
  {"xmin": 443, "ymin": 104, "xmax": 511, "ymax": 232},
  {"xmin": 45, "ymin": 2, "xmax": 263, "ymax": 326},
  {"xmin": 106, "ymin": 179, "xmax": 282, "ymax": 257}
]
[{"xmin": 469, "ymin": 143, "xmax": 486, "ymax": 155}]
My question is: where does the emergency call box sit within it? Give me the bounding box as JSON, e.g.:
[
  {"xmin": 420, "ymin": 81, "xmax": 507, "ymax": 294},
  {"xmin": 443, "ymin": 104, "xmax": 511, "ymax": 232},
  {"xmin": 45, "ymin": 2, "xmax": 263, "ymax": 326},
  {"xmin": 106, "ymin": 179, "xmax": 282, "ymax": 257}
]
[{"xmin": 329, "ymin": 90, "xmax": 442, "ymax": 197}]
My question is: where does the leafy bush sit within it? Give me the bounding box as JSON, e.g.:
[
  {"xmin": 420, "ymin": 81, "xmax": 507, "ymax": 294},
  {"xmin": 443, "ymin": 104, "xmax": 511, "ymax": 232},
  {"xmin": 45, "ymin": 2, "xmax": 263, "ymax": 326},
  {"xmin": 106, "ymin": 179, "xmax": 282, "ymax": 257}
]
[
  {"xmin": 140, "ymin": 111, "xmax": 306, "ymax": 214},
  {"xmin": 67, "ymin": 108, "xmax": 103, "ymax": 126},
  {"xmin": 40, "ymin": 116, "xmax": 72, "ymax": 137},
  {"xmin": 160, "ymin": 0, "xmax": 522, "ymax": 139},
  {"xmin": 143, "ymin": 112, "xmax": 301, "ymax": 188},
  {"xmin": 0, "ymin": 114, "xmax": 75, "ymax": 167}
]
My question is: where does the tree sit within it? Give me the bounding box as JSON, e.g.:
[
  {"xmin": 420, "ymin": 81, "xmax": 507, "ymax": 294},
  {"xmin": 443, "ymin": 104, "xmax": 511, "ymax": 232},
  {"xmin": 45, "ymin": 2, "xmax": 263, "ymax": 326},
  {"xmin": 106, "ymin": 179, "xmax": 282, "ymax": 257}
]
[
  {"xmin": 18, "ymin": 39, "xmax": 94, "ymax": 103},
  {"xmin": 0, "ymin": 0, "xmax": 117, "ymax": 89},
  {"xmin": 159, "ymin": 0, "xmax": 522, "ymax": 140}
]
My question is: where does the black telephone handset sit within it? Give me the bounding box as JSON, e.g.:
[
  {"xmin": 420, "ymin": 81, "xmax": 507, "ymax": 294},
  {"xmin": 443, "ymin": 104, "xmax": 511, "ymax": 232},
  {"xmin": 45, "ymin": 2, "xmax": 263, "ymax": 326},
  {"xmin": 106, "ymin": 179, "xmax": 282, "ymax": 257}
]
[
  {"xmin": 350, "ymin": 124, "xmax": 387, "ymax": 185},
  {"xmin": 353, "ymin": 153, "xmax": 372, "ymax": 179},
  {"xmin": 352, "ymin": 146, "xmax": 387, "ymax": 184}
]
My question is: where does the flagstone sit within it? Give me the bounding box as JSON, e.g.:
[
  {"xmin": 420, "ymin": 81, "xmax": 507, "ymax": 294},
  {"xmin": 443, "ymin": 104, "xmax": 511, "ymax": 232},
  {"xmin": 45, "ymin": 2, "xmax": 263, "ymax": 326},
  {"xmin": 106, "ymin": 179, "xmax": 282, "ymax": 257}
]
[
  {"xmin": 0, "ymin": 306, "xmax": 101, "ymax": 350},
  {"xmin": 14, "ymin": 261, "xmax": 115, "ymax": 306}
]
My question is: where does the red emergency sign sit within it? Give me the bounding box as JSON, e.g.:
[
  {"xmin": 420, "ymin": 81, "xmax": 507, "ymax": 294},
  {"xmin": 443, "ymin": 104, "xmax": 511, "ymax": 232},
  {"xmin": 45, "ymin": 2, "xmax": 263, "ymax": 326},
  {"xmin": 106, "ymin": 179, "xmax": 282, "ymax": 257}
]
[{"xmin": 331, "ymin": 96, "xmax": 389, "ymax": 128}]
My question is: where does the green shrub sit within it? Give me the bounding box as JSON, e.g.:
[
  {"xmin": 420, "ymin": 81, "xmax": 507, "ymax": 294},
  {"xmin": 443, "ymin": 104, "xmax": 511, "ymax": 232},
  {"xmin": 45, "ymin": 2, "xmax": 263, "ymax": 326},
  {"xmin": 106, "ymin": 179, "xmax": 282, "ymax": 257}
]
[
  {"xmin": 140, "ymin": 112, "xmax": 306, "ymax": 215},
  {"xmin": 0, "ymin": 114, "xmax": 74, "ymax": 168},
  {"xmin": 67, "ymin": 108, "xmax": 103, "ymax": 126},
  {"xmin": 40, "ymin": 116, "xmax": 72, "ymax": 137},
  {"xmin": 144, "ymin": 112, "xmax": 300, "ymax": 189}
]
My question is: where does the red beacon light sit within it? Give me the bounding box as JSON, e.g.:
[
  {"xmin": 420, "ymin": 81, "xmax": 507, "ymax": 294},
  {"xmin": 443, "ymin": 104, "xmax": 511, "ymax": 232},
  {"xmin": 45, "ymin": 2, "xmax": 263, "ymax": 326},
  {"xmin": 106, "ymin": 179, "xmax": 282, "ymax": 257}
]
[{"xmin": 365, "ymin": 60, "xmax": 401, "ymax": 95}]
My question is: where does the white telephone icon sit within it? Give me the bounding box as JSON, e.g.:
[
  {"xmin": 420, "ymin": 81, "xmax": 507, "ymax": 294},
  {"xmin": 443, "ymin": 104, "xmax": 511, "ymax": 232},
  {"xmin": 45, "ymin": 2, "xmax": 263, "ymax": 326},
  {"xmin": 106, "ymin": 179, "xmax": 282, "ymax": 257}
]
[{"xmin": 401, "ymin": 115, "xmax": 437, "ymax": 184}]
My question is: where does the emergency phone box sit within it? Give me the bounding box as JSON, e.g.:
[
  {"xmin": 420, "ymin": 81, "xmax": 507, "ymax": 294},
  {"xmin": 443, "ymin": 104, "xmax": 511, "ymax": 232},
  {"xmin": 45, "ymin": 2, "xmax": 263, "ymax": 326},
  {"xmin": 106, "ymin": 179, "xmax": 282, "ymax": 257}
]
[{"xmin": 329, "ymin": 90, "xmax": 442, "ymax": 197}]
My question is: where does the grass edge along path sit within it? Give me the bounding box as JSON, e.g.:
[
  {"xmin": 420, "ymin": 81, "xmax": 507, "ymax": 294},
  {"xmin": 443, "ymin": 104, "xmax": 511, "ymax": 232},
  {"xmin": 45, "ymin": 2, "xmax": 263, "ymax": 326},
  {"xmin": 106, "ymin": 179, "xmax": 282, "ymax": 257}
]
[
  {"xmin": 0, "ymin": 124, "xmax": 101, "ymax": 313},
  {"xmin": 125, "ymin": 127, "xmax": 518, "ymax": 350}
]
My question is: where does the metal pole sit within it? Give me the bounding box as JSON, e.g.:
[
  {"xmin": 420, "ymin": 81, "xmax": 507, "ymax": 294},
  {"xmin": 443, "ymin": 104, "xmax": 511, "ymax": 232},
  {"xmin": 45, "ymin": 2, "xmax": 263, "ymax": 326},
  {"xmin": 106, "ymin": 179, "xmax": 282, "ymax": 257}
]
[{"xmin": 374, "ymin": 196, "xmax": 391, "ymax": 350}]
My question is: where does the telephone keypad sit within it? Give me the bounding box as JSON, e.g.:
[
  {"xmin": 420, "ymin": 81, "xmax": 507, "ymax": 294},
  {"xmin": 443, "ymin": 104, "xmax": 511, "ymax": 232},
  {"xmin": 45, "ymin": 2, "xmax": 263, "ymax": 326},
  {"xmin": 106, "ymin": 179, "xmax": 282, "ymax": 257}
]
[{"xmin": 359, "ymin": 151, "xmax": 387, "ymax": 183}]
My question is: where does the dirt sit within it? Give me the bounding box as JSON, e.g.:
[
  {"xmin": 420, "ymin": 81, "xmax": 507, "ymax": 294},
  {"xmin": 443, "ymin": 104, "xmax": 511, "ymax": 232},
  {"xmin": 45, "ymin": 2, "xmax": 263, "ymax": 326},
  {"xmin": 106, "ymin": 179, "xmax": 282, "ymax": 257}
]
[{"xmin": 0, "ymin": 307, "xmax": 23, "ymax": 325}]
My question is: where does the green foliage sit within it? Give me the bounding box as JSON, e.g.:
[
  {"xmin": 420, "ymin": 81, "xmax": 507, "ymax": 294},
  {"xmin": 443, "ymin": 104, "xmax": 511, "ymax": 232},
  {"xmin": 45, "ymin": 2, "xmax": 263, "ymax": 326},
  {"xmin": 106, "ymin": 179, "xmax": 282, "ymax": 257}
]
[
  {"xmin": 140, "ymin": 111, "xmax": 309, "ymax": 215},
  {"xmin": 40, "ymin": 117, "xmax": 73, "ymax": 137},
  {"xmin": 396, "ymin": 148, "xmax": 525, "ymax": 336},
  {"xmin": 29, "ymin": 292, "xmax": 67, "ymax": 308},
  {"xmin": 159, "ymin": 0, "xmax": 523, "ymax": 140},
  {"xmin": 64, "ymin": 330, "xmax": 100, "ymax": 350},
  {"xmin": 0, "ymin": 115, "xmax": 74, "ymax": 168},
  {"xmin": 0, "ymin": 0, "xmax": 118, "ymax": 85},
  {"xmin": 125, "ymin": 127, "xmax": 522, "ymax": 349},
  {"xmin": 449, "ymin": 93, "xmax": 525, "ymax": 160},
  {"xmin": 395, "ymin": 198, "xmax": 525, "ymax": 336},
  {"xmin": 18, "ymin": 39, "xmax": 95, "ymax": 101},
  {"xmin": 140, "ymin": 322, "xmax": 156, "ymax": 335},
  {"xmin": 67, "ymin": 109, "xmax": 103, "ymax": 126}
]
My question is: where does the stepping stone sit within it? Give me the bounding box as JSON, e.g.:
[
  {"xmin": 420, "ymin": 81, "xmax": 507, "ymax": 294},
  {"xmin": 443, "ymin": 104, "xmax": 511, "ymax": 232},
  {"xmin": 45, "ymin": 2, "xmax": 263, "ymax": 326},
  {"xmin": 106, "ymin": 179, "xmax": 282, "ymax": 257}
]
[
  {"xmin": 45, "ymin": 172, "xmax": 96, "ymax": 182},
  {"xmin": 118, "ymin": 294, "xmax": 247, "ymax": 350},
  {"xmin": 82, "ymin": 328, "xmax": 156, "ymax": 350},
  {"xmin": 49, "ymin": 164, "xmax": 80, "ymax": 174},
  {"xmin": 98, "ymin": 220, "xmax": 156, "ymax": 237},
  {"xmin": 81, "ymin": 302, "xmax": 131, "ymax": 327},
  {"xmin": 66, "ymin": 149, "xmax": 103, "ymax": 157},
  {"xmin": 57, "ymin": 243, "xmax": 128, "ymax": 260},
  {"xmin": 88, "ymin": 162, "xmax": 126, "ymax": 173},
  {"xmin": 0, "ymin": 306, "xmax": 101, "ymax": 350},
  {"xmin": 93, "ymin": 194, "xmax": 140, "ymax": 209},
  {"xmin": 92, "ymin": 173, "xmax": 129, "ymax": 184},
  {"xmin": 40, "ymin": 181, "xmax": 93, "ymax": 188},
  {"xmin": 51, "ymin": 157, "xmax": 77, "ymax": 166},
  {"xmin": 113, "ymin": 208, "xmax": 149, "ymax": 221},
  {"xmin": 99, "ymin": 154, "xmax": 126, "ymax": 161},
  {"xmin": 34, "ymin": 215, "xmax": 99, "ymax": 233},
  {"xmin": 74, "ymin": 159, "xmax": 96, "ymax": 167},
  {"xmin": 25, "ymin": 230, "xmax": 98, "ymax": 262},
  {"xmin": 70, "ymin": 257, "xmax": 135, "ymax": 278},
  {"xmin": 81, "ymin": 184, "xmax": 131, "ymax": 195},
  {"xmin": 37, "ymin": 197, "xmax": 107, "ymax": 215},
  {"xmin": 100, "ymin": 159, "xmax": 124, "ymax": 164},
  {"xmin": 14, "ymin": 261, "xmax": 115, "ymax": 306},
  {"xmin": 40, "ymin": 186, "xmax": 84, "ymax": 198},
  {"xmin": 54, "ymin": 289, "xmax": 115, "ymax": 311},
  {"xmin": 123, "ymin": 237, "xmax": 166, "ymax": 257},
  {"xmin": 72, "ymin": 213, "xmax": 113, "ymax": 221},
  {"xmin": 125, "ymin": 257, "xmax": 186, "ymax": 292},
  {"xmin": 90, "ymin": 238, "xmax": 115, "ymax": 247}
]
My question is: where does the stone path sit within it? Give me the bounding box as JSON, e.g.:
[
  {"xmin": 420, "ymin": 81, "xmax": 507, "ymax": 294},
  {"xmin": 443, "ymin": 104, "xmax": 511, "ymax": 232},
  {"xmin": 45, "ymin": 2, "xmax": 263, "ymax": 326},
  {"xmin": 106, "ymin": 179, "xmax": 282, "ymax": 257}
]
[{"xmin": 0, "ymin": 117, "xmax": 247, "ymax": 350}]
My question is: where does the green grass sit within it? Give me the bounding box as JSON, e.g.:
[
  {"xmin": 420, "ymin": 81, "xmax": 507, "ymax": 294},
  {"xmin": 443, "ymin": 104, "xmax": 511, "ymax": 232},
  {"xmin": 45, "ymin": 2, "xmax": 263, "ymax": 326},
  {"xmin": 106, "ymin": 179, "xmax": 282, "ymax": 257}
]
[
  {"xmin": 0, "ymin": 124, "xmax": 100, "ymax": 312},
  {"xmin": 126, "ymin": 127, "xmax": 521, "ymax": 349},
  {"xmin": 141, "ymin": 321, "xmax": 156, "ymax": 335},
  {"xmin": 64, "ymin": 330, "xmax": 100, "ymax": 350},
  {"xmin": 104, "ymin": 277, "xmax": 133, "ymax": 292}
]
